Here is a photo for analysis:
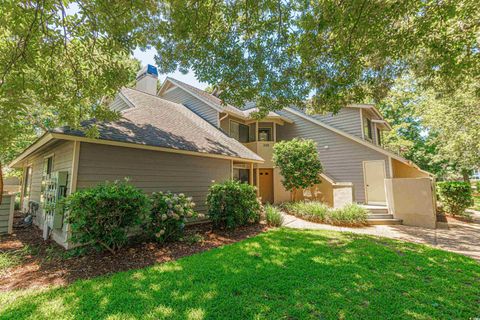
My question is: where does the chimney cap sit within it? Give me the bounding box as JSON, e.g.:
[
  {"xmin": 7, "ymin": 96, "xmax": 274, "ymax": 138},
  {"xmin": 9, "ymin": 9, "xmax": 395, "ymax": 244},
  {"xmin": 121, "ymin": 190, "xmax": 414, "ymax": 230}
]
[{"xmin": 137, "ymin": 64, "xmax": 158, "ymax": 79}]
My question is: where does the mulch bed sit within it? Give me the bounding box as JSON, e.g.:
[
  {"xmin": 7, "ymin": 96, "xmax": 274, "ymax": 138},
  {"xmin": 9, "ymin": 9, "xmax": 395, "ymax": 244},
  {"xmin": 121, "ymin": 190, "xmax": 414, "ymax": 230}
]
[{"xmin": 0, "ymin": 213, "xmax": 267, "ymax": 292}]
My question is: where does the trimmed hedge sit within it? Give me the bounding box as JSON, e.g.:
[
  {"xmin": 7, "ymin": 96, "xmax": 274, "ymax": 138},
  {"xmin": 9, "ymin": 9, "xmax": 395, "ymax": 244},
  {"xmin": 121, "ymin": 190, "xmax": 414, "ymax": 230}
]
[
  {"xmin": 206, "ymin": 180, "xmax": 262, "ymax": 229},
  {"xmin": 437, "ymin": 181, "xmax": 473, "ymax": 216}
]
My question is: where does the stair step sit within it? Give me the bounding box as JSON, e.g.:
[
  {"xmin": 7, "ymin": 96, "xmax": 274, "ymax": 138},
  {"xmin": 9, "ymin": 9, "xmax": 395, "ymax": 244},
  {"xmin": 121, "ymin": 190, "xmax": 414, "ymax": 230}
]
[
  {"xmin": 367, "ymin": 218, "xmax": 403, "ymax": 225},
  {"xmin": 367, "ymin": 214, "xmax": 394, "ymax": 220},
  {"xmin": 360, "ymin": 205, "xmax": 389, "ymax": 215}
]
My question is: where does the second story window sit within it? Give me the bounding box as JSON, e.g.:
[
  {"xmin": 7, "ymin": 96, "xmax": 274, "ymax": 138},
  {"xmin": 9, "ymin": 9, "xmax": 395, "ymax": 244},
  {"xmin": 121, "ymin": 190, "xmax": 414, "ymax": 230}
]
[
  {"xmin": 363, "ymin": 117, "xmax": 373, "ymax": 141},
  {"xmin": 230, "ymin": 120, "xmax": 250, "ymax": 143},
  {"xmin": 258, "ymin": 127, "xmax": 272, "ymax": 141}
]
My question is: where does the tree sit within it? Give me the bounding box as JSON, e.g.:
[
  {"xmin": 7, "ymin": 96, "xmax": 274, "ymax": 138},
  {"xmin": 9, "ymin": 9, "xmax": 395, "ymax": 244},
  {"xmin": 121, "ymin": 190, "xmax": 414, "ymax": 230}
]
[
  {"xmin": 0, "ymin": 1, "xmax": 147, "ymax": 200},
  {"xmin": 419, "ymin": 84, "xmax": 480, "ymax": 181},
  {"xmin": 273, "ymin": 139, "xmax": 323, "ymax": 200},
  {"xmin": 377, "ymin": 77, "xmax": 446, "ymax": 176},
  {"xmin": 153, "ymin": 0, "xmax": 480, "ymax": 115},
  {"xmin": 378, "ymin": 76, "xmax": 479, "ymax": 180}
]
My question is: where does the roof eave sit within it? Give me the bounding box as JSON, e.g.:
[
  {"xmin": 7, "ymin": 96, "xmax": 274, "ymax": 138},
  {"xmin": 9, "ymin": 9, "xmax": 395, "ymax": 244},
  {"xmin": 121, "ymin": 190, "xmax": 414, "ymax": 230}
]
[{"xmin": 8, "ymin": 133, "xmax": 55, "ymax": 168}]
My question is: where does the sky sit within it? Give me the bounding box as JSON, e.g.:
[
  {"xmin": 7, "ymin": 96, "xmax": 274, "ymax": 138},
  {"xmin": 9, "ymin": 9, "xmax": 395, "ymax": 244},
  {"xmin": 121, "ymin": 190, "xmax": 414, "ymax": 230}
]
[{"xmin": 133, "ymin": 48, "xmax": 207, "ymax": 89}]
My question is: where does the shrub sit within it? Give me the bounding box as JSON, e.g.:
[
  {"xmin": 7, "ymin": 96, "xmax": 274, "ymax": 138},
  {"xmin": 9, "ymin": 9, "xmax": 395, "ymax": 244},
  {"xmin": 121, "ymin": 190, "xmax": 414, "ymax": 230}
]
[
  {"xmin": 149, "ymin": 191, "xmax": 196, "ymax": 243},
  {"xmin": 328, "ymin": 204, "xmax": 368, "ymax": 226},
  {"xmin": 206, "ymin": 180, "xmax": 262, "ymax": 229},
  {"xmin": 64, "ymin": 181, "xmax": 150, "ymax": 253},
  {"xmin": 437, "ymin": 181, "xmax": 473, "ymax": 216},
  {"xmin": 282, "ymin": 201, "xmax": 367, "ymax": 226},
  {"xmin": 476, "ymin": 181, "xmax": 480, "ymax": 194},
  {"xmin": 265, "ymin": 205, "xmax": 284, "ymax": 227},
  {"xmin": 273, "ymin": 139, "xmax": 323, "ymax": 197}
]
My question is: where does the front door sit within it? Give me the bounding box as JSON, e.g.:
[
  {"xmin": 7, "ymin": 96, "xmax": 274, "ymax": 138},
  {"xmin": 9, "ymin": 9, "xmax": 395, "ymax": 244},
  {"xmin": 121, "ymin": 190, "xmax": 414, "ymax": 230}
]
[
  {"xmin": 259, "ymin": 169, "xmax": 274, "ymax": 204},
  {"xmin": 363, "ymin": 160, "xmax": 386, "ymax": 204}
]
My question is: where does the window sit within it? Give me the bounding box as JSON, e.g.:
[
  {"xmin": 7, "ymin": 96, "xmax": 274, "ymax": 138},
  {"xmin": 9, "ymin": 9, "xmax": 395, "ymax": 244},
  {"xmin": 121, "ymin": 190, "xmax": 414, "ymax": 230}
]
[
  {"xmin": 363, "ymin": 117, "xmax": 373, "ymax": 141},
  {"xmin": 43, "ymin": 156, "xmax": 53, "ymax": 177},
  {"xmin": 230, "ymin": 121, "xmax": 250, "ymax": 143},
  {"xmin": 258, "ymin": 127, "xmax": 272, "ymax": 141},
  {"xmin": 376, "ymin": 128, "xmax": 382, "ymax": 146},
  {"xmin": 233, "ymin": 168, "xmax": 249, "ymax": 183}
]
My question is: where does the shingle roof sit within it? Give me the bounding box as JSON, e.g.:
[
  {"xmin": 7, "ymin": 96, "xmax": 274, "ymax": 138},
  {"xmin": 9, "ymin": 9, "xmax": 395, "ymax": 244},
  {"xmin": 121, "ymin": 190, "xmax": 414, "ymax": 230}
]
[{"xmin": 52, "ymin": 88, "xmax": 263, "ymax": 162}]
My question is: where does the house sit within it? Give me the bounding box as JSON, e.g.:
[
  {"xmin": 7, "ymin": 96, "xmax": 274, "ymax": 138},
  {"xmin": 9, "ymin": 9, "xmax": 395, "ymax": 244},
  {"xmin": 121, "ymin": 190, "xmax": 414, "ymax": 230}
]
[{"xmin": 10, "ymin": 65, "xmax": 437, "ymax": 248}]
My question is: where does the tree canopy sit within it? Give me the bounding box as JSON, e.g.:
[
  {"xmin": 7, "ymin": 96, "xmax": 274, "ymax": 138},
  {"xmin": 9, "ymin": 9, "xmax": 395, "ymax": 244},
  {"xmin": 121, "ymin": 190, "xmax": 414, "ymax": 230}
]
[
  {"xmin": 378, "ymin": 76, "xmax": 479, "ymax": 180},
  {"xmin": 154, "ymin": 0, "xmax": 480, "ymax": 114},
  {"xmin": 1, "ymin": 0, "xmax": 479, "ymax": 196}
]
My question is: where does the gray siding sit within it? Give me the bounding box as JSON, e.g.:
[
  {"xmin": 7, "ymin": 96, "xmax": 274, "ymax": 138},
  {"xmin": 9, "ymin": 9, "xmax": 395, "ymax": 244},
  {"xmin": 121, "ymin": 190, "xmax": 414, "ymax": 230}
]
[
  {"xmin": 23, "ymin": 140, "xmax": 74, "ymax": 244},
  {"xmin": 276, "ymin": 110, "xmax": 391, "ymax": 203},
  {"xmin": 162, "ymin": 87, "xmax": 219, "ymax": 127},
  {"xmin": 310, "ymin": 108, "xmax": 363, "ymax": 138},
  {"xmin": 0, "ymin": 194, "xmax": 14, "ymax": 234},
  {"xmin": 76, "ymin": 143, "xmax": 231, "ymax": 212},
  {"xmin": 109, "ymin": 94, "xmax": 131, "ymax": 112}
]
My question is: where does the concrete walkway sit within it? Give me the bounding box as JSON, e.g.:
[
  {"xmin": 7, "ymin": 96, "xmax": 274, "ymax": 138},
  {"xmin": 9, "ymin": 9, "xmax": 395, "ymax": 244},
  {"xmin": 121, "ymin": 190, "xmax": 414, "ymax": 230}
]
[{"xmin": 282, "ymin": 213, "xmax": 480, "ymax": 261}]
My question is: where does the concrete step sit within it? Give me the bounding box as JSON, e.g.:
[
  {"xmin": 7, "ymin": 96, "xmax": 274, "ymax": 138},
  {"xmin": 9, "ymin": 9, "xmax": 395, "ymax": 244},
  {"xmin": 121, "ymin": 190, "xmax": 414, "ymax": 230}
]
[
  {"xmin": 367, "ymin": 218, "xmax": 403, "ymax": 225},
  {"xmin": 361, "ymin": 205, "xmax": 389, "ymax": 214},
  {"xmin": 367, "ymin": 213, "xmax": 394, "ymax": 220}
]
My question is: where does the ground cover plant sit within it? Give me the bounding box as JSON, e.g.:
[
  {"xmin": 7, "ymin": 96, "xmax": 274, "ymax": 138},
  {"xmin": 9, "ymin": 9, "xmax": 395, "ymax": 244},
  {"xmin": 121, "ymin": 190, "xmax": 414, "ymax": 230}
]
[
  {"xmin": 282, "ymin": 201, "xmax": 368, "ymax": 226},
  {"xmin": 1, "ymin": 228, "xmax": 479, "ymax": 319}
]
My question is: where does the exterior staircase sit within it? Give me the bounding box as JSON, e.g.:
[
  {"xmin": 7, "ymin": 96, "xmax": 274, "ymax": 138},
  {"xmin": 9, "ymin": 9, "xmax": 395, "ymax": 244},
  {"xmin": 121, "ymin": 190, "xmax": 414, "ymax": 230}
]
[{"xmin": 362, "ymin": 204, "xmax": 403, "ymax": 225}]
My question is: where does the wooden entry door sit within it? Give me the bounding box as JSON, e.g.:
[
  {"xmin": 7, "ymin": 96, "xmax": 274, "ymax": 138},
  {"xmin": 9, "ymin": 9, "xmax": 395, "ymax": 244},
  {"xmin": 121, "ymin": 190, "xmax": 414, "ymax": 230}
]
[
  {"xmin": 259, "ymin": 169, "xmax": 274, "ymax": 204},
  {"xmin": 363, "ymin": 160, "xmax": 387, "ymax": 204}
]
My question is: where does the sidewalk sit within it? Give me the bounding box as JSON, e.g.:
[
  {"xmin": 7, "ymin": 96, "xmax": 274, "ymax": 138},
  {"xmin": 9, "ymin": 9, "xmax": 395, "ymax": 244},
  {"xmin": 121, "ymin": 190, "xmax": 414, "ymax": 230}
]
[{"xmin": 282, "ymin": 213, "xmax": 480, "ymax": 261}]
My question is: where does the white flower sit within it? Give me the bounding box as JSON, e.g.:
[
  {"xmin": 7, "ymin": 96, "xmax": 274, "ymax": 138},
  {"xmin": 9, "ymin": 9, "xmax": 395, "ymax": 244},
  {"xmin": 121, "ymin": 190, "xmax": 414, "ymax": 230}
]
[{"xmin": 161, "ymin": 214, "xmax": 168, "ymax": 221}]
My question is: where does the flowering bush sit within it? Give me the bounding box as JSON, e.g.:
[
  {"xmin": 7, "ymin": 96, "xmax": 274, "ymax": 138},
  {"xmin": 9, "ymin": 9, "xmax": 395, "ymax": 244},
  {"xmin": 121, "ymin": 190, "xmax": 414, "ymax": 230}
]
[{"xmin": 149, "ymin": 191, "xmax": 197, "ymax": 243}]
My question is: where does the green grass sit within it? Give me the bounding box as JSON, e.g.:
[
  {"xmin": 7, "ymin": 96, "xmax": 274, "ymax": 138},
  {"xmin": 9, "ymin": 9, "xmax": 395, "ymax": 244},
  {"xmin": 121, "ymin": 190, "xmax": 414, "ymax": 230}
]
[
  {"xmin": 1, "ymin": 229, "xmax": 480, "ymax": 319},
  {"xmin": 0, "ymin": 245, "xmax": 35, "ymax": 276},
  {"xmin": 282, "ymin": 201, "xmax": 368, "ymax": 226}
]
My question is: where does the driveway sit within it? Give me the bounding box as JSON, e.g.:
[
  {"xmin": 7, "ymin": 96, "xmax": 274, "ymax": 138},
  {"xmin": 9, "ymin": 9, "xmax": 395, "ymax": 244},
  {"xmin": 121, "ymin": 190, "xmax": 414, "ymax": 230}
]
[{"xmin": 282, "ymin": 213, "xmax": 480, "ymax": 261}]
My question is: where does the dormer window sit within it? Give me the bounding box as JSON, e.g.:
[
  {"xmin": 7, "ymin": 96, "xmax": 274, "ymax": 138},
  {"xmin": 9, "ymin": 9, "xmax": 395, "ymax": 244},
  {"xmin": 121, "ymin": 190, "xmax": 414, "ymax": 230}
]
[{"xmin": 363, "ymin": 117, "xmax": 373, "ymax": 141}]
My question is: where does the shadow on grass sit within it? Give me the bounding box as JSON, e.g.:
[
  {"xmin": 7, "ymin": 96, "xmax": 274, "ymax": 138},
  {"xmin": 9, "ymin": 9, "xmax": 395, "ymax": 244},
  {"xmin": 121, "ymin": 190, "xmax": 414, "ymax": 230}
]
[{"xmin": 2, "ymin": 229, "xmax": 480, "ymax": 319}]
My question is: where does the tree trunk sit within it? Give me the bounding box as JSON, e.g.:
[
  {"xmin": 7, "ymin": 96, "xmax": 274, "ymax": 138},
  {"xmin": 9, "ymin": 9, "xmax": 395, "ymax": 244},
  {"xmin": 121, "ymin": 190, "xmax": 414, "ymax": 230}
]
[
  {"xmin": 0, "ymin": 161, "xmax": 3, "ymax": 205},
  {"xmin": 461, "ymin": 169, "xmax": 470, "ymax": 183}
]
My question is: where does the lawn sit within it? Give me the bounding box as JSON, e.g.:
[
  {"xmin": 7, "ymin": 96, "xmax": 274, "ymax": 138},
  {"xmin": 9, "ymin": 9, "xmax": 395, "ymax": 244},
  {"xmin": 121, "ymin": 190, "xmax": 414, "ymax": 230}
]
[{"xmin": 1, "ymin": 228, "xmax": 479, "ymax": 320}]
